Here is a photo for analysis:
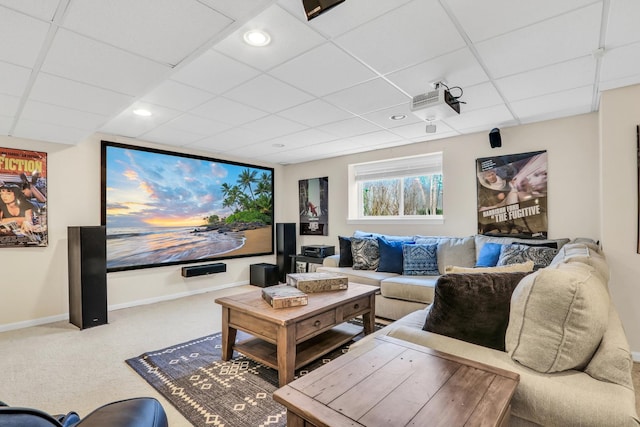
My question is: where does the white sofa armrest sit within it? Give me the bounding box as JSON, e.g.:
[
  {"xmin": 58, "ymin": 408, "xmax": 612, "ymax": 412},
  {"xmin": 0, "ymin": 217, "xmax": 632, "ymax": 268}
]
[{"xmin": 323, "ymin": 254, "xmax": 340, "ymax": 267}]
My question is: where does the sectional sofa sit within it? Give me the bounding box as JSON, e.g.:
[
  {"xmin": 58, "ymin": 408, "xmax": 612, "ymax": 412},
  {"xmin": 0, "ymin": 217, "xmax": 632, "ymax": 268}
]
[
  {"xmin": 317, "ymin": 231, "xmax": 569, "ymax": 320},
  {"xmin": 319, "ymin": 233, "xmax": 639, "ymax": 425}
]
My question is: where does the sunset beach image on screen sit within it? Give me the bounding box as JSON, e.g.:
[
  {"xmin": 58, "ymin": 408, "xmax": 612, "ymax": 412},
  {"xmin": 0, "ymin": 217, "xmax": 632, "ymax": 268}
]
[{"xmin": 101, "ymin": 141, "xmax": 274, "ymax": 272}]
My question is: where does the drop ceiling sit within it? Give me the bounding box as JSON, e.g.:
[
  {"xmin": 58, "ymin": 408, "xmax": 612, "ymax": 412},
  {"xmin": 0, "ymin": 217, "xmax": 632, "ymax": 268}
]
[{"xmin": 1, "ymin": 0, "xmax": 639, "ymax": 164}]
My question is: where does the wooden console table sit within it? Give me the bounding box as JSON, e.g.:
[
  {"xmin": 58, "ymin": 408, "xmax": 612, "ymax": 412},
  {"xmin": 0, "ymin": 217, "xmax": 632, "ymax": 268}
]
[
  {"xmin": 273, "ymin": 335, "xmax": 519, "ymax": 426},
  {"xmin": 215, "ymin": 283, "xmax": 377, "ymax": 387}
]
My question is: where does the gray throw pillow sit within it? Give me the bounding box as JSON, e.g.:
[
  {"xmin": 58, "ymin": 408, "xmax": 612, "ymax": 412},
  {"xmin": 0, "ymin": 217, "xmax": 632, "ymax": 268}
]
[
  {"xmin": 350, "ymin": 237, "xmax": 379, "ymax": 270},
  {"xmin": 497, "ymin": 243, "xmax": 557, "ymax": 270},
  {"xmin": 423, "ymin": 272, "xmax": 531, "ymax": 351}
]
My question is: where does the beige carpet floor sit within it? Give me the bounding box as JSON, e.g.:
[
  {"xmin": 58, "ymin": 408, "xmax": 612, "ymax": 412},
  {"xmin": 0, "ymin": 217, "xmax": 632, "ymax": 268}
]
[{"xmin": 0, "ymin": 285, "xmax": 638, "ymax": 426}]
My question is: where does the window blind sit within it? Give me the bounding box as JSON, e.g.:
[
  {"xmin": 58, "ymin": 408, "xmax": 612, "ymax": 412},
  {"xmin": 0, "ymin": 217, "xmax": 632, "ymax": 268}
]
[{"xmin": 353, "ymin": 152, "xmax": 442, "ymax": 181}]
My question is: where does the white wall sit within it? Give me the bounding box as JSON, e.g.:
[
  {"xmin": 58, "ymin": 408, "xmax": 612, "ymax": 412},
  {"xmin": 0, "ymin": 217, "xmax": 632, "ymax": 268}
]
[
  {"xmin": 0, "ymin": 133, "xmax": 284, "ymax": 330},
  {"xmin": 282, "ymin": 113, "xmax": 600, "ymax": 249},
  {"xmin": 599, "ymin": 84, "xmax": 640, "ymax": 358}
]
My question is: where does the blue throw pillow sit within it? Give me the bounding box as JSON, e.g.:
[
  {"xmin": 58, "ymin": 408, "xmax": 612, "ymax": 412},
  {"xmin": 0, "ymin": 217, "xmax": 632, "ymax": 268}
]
[
  {"xmin": 403, "ymin": 243, "xmax": 439, "ymax": 275},
  {"xmin": 476, "ymin": 242, "xmax": 503, "ymax": 267},
  {"xmin": 377, "ymin": 237, "xmax": 412, "ymax": 274}
]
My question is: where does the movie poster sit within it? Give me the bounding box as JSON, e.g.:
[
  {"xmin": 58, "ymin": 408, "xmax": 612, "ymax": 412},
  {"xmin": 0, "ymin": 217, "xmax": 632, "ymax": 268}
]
[
  {"xmin": 476, "ymin": 150, "xmax": 547, "ymax": 238},
  {"xmin": 299, "ymin": 177, "xmax": 328, "ymax": 235},
  {"xmin": 0, "ymin": 147, "xmax": 48, "ymax": 246}
]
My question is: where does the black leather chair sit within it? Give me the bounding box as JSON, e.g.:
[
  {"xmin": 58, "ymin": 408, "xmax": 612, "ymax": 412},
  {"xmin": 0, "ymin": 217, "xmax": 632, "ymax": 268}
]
[{"xmin": 0, "ymin": 397, "xmax": 168, "ymax": 427}]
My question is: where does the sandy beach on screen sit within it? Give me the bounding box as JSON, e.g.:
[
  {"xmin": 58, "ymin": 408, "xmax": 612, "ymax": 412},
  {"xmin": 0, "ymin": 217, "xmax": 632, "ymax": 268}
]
[{"xmin": 223, "ymin": 225, "xmax": 273, "ymax": 257}]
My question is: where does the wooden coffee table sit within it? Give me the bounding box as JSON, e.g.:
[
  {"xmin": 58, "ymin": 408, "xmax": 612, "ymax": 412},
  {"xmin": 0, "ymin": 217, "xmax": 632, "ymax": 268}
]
[
  {"xmin": 214, "ymin": 283, "xmax": 378, "ymax": 387},
  {"xmin": 273, "ymin": 334, "xmax": 520, "ymax": 427}
]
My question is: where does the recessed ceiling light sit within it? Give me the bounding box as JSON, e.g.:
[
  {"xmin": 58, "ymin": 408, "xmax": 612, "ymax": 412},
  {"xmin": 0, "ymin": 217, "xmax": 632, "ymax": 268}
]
[
  {"xmin": 390, "ymin": 114, "xmax": 406, "ymax": 121},
  {"xmin": 133, "ymin": 109, "xmax": 152, "ymax": 117},
  {"xmin": 244, "ymin": 30, "xmax": 271, "ymax": 47}
]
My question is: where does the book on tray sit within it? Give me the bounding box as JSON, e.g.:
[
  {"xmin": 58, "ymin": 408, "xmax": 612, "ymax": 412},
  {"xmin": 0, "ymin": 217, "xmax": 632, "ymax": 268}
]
[
  {"xmin": 262, "ymin": 285, "xmax": 308, "ymax": 309},
  {"xmin": 286, "ymin": 272, "xmax": 349, "ymax": 293}
]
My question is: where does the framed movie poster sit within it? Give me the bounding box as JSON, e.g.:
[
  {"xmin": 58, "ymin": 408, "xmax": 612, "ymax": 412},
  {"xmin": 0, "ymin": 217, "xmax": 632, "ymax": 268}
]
[
  {"xmin": 476, "ymin": 150, "xmax": 547, "ymax": 238},
  {"xmin": 0, "ymin": 147, "xmax": 48, "ymax": 246},
  {"xmin": 299, "ymin": 177, "xmax": 328, "ymax": 235}
]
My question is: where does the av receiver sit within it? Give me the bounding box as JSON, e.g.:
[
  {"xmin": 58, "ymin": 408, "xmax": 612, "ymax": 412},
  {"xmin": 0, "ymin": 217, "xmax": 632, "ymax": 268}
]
[{"xmin": 301, "ymin": 245, "xmax": 335, "ymax": 258}]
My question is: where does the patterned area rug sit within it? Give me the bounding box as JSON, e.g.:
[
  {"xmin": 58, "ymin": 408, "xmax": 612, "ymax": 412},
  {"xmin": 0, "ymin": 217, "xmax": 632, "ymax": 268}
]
[{"xmin": 126, "ymin": 319, "xmax": 379, "ymax": 427}]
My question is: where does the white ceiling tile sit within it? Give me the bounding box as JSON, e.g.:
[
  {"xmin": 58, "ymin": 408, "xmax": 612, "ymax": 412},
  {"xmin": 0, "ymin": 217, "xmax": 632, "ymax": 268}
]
[
  {"xmin": 511, "ymin": 86, "xmax": 594, "ymax": 123},
  {"xmin": 605, "ymin": 0, "xmax": 640, "ymax": 48},
  {"xmin": 224, "ymin": 74, "xmax": 313, "ymax": 113},
  {"xmin": 215, "ymin": 5, "xmax": 326, "ymax": 71},
  {"xmin": 278, "ymin": 0, "xmax": 413, "ymax": 38},
  {"xmin": 277, "ymin": 99, "xmax": 352, "ymax": 126},
  {"xmin": 224, "ymin": 140, "xmax": 287, "ymax": 158},
  {"xmin": 324, "ymin": 78, "xmax": 409, "ymax": 115},
  {"xmin": 42, "ymin": 29, "xmax": 172, "ymax": 95},
  {"xmin": 265, "ymin": 128, "xmax": 337, "ymax": 149},
  {"xmin": 171, "ymin": 50, "xmax": 260, "ymax": 95},
  {"xmin": 496, "ymin": 56, "xmax": 597, "ymax": 102},
  {"xmin": 0, "ymin": 61, "xmax": 31, "ymax": 96},
  {"xmin": 0, "ymin": 1, "xmax": 58, "ymax": 20},
  {"xmin": 362, "ymin": 105, "xmax": 423, "ymax": 129},
  {"xmin": 317, "ymin": 117, "xmax": 382, "ymax": 138},
  {"xmin": 0, "ymin": 6, "xmax": 50, "ymax": 68},
  {"xmin": 241, "ymin": 115, "xmax": 307, "ymax": 140},
  {"xmin": 191, "ymin": 97, "xmax": 269, "ymax": 126},
  {"xmin": 346, "ymin": 131, "xmax": 403, "ymax": 147},
  {"xmin": 187, "ymin": 128, "xmax": 263, "ymax": 151},
  {"xmin": 21, "ymin": 100, "xmax": 108, "ymax": 130},
  {"xmin": 141, "ymin": 80, "xmax": 214, "ymax": 112},
  {"xmin": 446, "ymin": 0, "xmax": 596, "ymax": 42},
  {"xmin": 270, "ymin": 42, "xmax": 377, "ymax": 97},
  {"xmin": 600, "ymin": 42, "xmax": 640, "ymax": 86},
  {"xmin": 443, "ymin": 104, "xmax": 516, "ymax": 132},
  {"xmin": 13, "ymin": 119, "xmax": 91, "ymax": 144},
  {"xmin": 0, "ymin": 93, "xmax": 19, "ymax": 116},
  {"xmin": 141, "ymin": 125, "xmax": 207, "ymax": 146},
  {"xmin": 30, "ymin": 73, "xmax": 134, "ymax": 116},
  {"xmin": 460, "ymin": 82, "xmax": 504, "ymax": 112},
  {"xmin": 386, "ymin": 48, "xmax": 489, "ymax": 97},
  {"xmin": 334, "ymin": 1, "xmax": 465, "ymax": 74},
  {"xmin": 476, "ymin": 3, "xmax": 602, "ymax": 79},
  {"xmin": 63, "ymin": 0, "xmax": 233, "ymax": 66},
  {"xmin": 199, "ymin": 0, "xmax": 275, "ymax": 20},
  {"xmin": 161, "ymin": 114, "xmax": 231, "ymax": 136},
  {"xmin": 99, "ymin": 102, "xmax": 182, "ymax": 138},
  {"xmin": 391, "ymin": 120, "xmax": 454, "ymax": 139}
]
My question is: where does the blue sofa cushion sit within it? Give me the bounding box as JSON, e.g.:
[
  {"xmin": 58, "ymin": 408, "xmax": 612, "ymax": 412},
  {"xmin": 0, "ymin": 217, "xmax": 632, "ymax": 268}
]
[
  {"xmin": 403, "ymin": 243, "xmax": 438, "ymax": 275},
  {"xmin": 476, "ymin": 242, "xmax": 503, "ymax": 267}
]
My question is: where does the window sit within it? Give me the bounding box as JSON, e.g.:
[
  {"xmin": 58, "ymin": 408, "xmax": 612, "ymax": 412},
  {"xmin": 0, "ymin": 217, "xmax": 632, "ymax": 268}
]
[{"xmin": 348, "ymin": 152, "xmax": 443, "ymax": 223}]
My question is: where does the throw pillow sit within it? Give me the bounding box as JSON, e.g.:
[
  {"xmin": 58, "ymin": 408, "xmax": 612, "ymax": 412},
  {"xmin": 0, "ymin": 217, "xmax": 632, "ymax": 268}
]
[
  {"xmin": 475, "ymin": 242, "xmax": 503, "ymax": 267},
  {"xmin": 402, "ymin": 243, "xmax": 438, "ymax": 275},
  {"xmin": 423, "ymin": 272, "xmax": 531, "ymax": 351},
  {"xmin": 505, "ymin": 262, "xmax": 610, "ymax": 373},
  {"xmin": 338, "ymin": 236, "xmax": 353, "ymax": 267},
  {"xmin": 377, "ymin": 237, "xmax": 412, "ymax": 274},
  {"xmin": 444, "ymin": 261, "xmax": 534, "ymax": 274},
  {"xmin": 497, "ymin": 243, "xmax": 558, "ymax": 270},
  {"xmin": 351, "ymin": 237, "xmax": 379, "ymax": 270},
  {"xmin": 414, "ymin": 236, "xmax": 476, "ymax": 274}
]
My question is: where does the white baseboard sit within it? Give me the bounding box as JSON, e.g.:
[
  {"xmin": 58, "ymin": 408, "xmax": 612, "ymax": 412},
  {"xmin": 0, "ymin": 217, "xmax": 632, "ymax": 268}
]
[{"xmin": 0, "ymin": 281, "xmax": 249, "ymax": 334}]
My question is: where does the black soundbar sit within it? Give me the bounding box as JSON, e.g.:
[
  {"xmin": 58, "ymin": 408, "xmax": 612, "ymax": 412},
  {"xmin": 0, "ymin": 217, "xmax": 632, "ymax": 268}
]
[{"xmin": 181, "ymin": 263, "xmax": 226, "ymax": 277}]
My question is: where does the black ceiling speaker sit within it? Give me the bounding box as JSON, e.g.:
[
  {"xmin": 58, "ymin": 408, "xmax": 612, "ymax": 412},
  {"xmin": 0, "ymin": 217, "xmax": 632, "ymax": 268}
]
[
  {"xmin": 489, "ymin": 128, "xmax": 502, "ymax": 148},
  {"xmin": 302, "ymin": 0, "xmax": 346, "ymax": 20}
]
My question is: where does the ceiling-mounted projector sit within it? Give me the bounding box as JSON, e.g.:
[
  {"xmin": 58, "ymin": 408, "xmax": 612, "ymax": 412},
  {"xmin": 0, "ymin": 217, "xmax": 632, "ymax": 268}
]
[{"xmin": 410, "ymin": 86, "xmax": 460, "ymax": 120}]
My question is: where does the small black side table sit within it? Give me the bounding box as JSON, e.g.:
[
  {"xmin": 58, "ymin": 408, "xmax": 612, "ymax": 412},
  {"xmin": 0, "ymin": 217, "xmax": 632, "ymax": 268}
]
[{"xmin": 289, "ymin": 254, "xmax": 326, "ymax": 274}]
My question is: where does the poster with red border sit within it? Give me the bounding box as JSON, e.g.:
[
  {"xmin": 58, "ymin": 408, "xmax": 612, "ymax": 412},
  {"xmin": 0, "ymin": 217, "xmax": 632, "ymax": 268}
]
[
  {"xmin": 0, "ymin": 147, "xmax": 48, "ymax": 246},
  {"xmin": 476, "ymin": 150, "xmax": 547, "ymax": 238}
]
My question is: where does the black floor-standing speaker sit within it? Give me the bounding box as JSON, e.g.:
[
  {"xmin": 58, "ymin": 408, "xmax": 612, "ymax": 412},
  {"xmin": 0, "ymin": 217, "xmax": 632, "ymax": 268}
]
[
  {"xmin": 276, "ymin": 223, "xmax": 296, "ymax": 283},
  {"xmin": 68, "ymin": 226, "xmax": 108, "ymax": 329}
]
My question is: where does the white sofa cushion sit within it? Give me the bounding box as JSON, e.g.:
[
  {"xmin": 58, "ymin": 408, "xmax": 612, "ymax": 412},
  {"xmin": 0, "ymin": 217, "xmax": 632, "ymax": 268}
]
[{"xmin": 505, "ymin": 262, "xmax": 610, "ymax": 373}]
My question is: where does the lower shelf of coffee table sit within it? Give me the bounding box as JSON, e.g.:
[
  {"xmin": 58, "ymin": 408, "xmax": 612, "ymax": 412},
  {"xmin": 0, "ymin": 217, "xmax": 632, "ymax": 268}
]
[{"xmin": 234, "ymin": 322, "xmax": 362, "ymax": 371}]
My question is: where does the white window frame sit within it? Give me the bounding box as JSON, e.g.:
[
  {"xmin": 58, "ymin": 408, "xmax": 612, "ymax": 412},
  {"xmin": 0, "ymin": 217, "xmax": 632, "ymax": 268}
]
[{"xmin": 347, "ymin": 152, "xmax": 444, "ymax": 224}]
